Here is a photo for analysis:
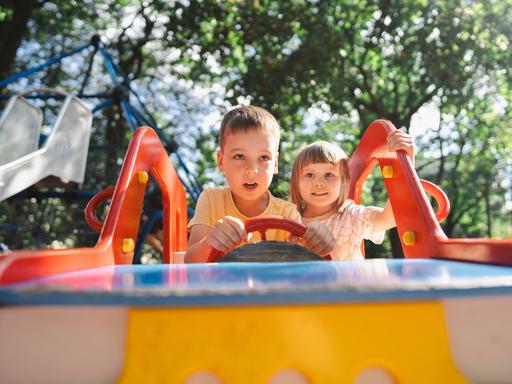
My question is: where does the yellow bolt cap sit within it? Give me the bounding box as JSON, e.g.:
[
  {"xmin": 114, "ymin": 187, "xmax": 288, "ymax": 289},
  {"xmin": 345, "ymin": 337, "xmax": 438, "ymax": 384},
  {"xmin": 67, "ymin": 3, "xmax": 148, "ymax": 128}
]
[
  {"xmin": 137, "ymin": 171, "xmax": 149, "ymax": 184},
  {"xmin": 402, "ymin": 231, "xmax": 416, "ymax": 246},
  {"xmin": 122, "ymin": 238, "xmax": 135, "ymax": 253},
  {"xmin": 382, "ymin": 165, "xmax": 393, "ymax": 179}
]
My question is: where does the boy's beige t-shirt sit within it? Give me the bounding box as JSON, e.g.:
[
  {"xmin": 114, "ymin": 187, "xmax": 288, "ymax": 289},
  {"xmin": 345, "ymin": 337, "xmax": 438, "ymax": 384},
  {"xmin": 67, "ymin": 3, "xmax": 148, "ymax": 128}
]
[{"xmin": 188, "ymin": 186, "xmax": 301, "ymax": 244}]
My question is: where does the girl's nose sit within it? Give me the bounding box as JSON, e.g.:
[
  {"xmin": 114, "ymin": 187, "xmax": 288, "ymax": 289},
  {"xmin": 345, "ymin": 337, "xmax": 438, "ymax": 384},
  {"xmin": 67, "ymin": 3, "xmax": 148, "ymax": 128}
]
[{"xmin": 314, "ymin": 180, "xmax": 325, "ymax": 187}]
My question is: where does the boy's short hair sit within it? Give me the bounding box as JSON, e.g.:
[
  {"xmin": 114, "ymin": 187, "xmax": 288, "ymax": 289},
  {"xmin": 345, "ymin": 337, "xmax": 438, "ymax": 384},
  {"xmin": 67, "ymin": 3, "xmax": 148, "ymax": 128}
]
[
  {"xmin": 290, "ymin": 141, "xmax": 350, "ymax": 213},
  {"xmin": 219, "ymin": 106, "xmax": 280, "ymax": 149}
]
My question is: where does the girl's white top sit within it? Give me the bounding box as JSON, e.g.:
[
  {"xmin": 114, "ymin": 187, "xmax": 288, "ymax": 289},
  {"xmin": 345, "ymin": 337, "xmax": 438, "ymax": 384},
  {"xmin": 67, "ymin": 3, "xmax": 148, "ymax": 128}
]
[{"xmin": 302, "ymin": 200, "xmax": 385, "ymax": 260}]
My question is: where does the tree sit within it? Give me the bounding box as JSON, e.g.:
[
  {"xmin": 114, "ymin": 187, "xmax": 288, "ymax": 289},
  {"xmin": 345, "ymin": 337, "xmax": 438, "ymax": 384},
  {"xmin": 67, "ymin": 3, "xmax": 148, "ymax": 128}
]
[
  {"xmin": 1, "ymin": 0, "xmax": 510, "ymax": 256},
  {"xmin": 163, "ymin": 0, "xmax": 512, "ymax": 256}
]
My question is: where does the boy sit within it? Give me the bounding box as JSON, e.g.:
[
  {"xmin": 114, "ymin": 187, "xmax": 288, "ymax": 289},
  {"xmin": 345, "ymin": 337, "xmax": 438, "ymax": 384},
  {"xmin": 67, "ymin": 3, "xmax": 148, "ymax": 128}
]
[{"xmin": 185, "ymin": 105, "xmax": 335, "ymax": 263}]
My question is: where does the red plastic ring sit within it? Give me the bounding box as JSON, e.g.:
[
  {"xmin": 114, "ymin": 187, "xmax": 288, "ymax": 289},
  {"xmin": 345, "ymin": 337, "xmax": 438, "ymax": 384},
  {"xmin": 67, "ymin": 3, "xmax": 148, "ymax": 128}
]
[{"xmin": 85, "ymin": 187, "xmax": 115, "ymax": 233}]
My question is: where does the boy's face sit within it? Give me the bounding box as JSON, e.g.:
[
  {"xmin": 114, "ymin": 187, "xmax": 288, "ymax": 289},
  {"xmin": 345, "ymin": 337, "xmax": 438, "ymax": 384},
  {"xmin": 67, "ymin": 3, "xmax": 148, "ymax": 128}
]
[{"xmin": 217, "ymin": 128, "xmax": 279, "ymax": 202}]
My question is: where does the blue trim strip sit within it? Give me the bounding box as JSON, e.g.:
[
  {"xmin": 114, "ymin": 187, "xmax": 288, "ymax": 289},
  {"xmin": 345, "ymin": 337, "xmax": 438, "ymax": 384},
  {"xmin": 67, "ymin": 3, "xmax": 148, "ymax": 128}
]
[{"xmin": 1, "ymin": 285, "xmax": 512, "ymax": 307}]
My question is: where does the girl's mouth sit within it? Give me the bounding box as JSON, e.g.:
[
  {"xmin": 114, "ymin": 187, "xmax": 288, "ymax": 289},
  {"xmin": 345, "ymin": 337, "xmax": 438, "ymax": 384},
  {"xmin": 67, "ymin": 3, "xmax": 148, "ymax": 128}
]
[{"xmin": 312, "ymin": 191, "xmax": 328, "ymax": 196}]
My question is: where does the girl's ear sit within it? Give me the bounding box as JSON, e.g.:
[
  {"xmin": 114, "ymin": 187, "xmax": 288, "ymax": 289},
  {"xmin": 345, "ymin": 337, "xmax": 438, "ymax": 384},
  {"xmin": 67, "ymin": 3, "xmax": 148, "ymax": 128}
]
[
  {"xmin": 274, "ymin": 152, "xmax": 279, "ymax": 174},
  {"xmin": 217, "ymin": 150, "xmax": 224, "ymax": 172}
]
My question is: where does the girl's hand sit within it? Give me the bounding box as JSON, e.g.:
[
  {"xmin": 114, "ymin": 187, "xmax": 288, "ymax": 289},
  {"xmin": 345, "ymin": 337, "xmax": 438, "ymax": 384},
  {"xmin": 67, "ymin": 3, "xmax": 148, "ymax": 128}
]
[
  {"xmin": 302, "ymin": 221, "xmax": 336, "ymax": 256},
  {"xmin": 206, "ymin": 216, "xmax": 248, "ymax": 252},
  {"xmin": 387, "ymin": 129, "xmax": 415, "ymax": 162}
]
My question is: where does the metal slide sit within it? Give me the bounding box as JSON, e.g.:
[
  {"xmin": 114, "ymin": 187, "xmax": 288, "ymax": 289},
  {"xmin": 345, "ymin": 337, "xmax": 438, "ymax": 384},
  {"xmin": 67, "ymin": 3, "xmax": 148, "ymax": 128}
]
[
  {"xmin": 0, "ymin": 96, "xmax": 43, "ymax": 166},
  {"xmin": 0, "ymin": 95, "xmax": 92, "ymax": 201}
]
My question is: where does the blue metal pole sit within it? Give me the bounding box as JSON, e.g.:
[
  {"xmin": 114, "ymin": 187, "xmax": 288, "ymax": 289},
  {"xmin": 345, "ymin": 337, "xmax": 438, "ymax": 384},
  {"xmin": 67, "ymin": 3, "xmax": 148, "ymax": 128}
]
[
  {"xmin": 92, "ymin": 98, "xmax": 115, "ymax": 113},
  {"xmin": 0, "ymin": 43, "xmax": 92, "ymax": 88}
]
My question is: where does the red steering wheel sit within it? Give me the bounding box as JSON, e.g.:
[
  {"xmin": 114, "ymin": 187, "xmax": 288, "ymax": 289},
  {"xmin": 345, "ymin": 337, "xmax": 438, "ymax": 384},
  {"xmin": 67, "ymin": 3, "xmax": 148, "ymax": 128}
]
[{"xmin": 207, "ymin": 216, "xmax": 332, "ymax": 263}]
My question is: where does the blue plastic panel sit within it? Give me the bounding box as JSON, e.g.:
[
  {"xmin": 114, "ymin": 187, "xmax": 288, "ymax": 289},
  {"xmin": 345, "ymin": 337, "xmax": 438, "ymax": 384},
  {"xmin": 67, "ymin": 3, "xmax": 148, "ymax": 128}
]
[{"xmin": 1, "ymin": 259, "xmax": 512, "ymax": 306}]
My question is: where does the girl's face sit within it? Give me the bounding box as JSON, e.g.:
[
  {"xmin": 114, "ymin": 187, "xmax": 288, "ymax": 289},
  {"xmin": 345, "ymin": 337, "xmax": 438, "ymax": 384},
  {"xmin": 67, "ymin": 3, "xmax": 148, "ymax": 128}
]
[{"xmin": 299, "ymin": 162, "xmax": 342, "ymax": 217}]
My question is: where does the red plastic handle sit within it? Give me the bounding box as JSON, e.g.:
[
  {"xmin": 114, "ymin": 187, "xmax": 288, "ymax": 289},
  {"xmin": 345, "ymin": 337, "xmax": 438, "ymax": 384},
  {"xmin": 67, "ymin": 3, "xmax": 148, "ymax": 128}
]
[
  {"xmin": 85, "ymin": 187, "xmax": 115, "ymax": 233},
  {"xmin": 207, "ymin": 216, "xmax": 332, "ymax": 262},
  {"xmin": 420, "ymin": 179, "xmax": 450, "ymax": 223}
]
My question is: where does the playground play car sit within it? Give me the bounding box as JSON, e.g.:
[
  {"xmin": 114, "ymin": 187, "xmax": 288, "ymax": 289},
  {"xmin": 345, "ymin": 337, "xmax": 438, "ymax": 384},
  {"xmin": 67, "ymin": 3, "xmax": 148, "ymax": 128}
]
[{"xmin": 0, "ymin": 120, "xmax": 511, "ymax": 383}]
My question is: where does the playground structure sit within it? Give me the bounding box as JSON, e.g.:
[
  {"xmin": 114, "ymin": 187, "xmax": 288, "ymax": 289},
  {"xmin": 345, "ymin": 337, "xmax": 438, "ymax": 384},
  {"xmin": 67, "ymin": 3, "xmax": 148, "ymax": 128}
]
[
  {"xmin": 0, "ymin": 35, "xmax": 201, "ymax": 260},
  {"xmin": 0, "ymin": 120, "xmax": 511, "ymax": 383}
]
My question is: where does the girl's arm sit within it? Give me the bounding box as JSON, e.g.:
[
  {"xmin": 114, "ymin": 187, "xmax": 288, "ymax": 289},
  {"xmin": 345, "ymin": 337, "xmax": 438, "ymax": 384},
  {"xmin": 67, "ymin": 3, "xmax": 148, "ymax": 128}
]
[
  {"xmin": 302, "ymin": 221, "xmax": 336, "ymax": 256},
  {"xmin": 373, "ymin": 200, "xmax": 396, "ymax": 232}
]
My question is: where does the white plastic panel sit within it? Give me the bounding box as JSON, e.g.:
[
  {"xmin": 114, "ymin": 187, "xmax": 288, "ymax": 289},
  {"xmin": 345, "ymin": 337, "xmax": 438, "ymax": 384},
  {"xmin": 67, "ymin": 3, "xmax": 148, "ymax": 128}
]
[
  {"xmin": 444, "ymin": 295, "xmax": 512, "ymax": 383},
  {"xmin": 0, "ymin": 307, "xmax": 126, "ymax": 384},
  {"xmin": 0, "ymin": 95, "xmax": 92, "ymax": 201},
  {"xmin": 0, "ymin": 96, "xmax": 43, "ymax": 166}
]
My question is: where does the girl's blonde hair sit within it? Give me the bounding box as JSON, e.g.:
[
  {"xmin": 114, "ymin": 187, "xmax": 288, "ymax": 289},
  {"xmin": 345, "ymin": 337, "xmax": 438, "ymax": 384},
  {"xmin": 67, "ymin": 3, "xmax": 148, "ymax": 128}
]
[{"xmin": 290, "ymin": 141, "xmax": 350, "ymax": 214}]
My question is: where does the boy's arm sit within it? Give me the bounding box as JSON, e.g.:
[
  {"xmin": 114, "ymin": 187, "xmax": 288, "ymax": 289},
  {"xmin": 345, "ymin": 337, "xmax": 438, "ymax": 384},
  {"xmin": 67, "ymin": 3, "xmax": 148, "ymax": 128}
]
[
  {"xmin": 185, "ymin": 217, "xmax": 247, "ymax": 263},
  {"xmin": 185, "ymin": 224, "xmax": 214, "ymax": 263}
]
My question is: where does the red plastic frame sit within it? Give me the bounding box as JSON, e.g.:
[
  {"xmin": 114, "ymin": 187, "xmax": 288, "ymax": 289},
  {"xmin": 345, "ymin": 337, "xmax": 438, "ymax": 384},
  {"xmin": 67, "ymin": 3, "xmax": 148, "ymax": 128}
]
[
  {"xmin": 207, "ymin": 216, "xmax": 332, "ymax": 262},
  {"xmin": 348, "ymin": 119, "xmax": 512, "ymax": 265},
  {"xmin": 0, "ymin": 127, "xmax": 188, "ymax": 284}
]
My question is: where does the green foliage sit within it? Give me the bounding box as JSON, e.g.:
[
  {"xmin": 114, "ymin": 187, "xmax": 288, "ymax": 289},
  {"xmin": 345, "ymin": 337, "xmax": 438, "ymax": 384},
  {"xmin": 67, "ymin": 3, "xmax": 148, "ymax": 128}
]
[{"xmin": 0, "ymin": 0, "xmax": 511, "ymax": 256}]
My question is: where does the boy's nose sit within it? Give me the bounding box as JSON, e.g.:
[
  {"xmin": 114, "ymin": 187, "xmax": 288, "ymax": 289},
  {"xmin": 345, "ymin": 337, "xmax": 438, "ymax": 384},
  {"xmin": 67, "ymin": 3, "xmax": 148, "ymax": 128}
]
[{"xmin": 245, "ymin": 163, "xmax": 258, "ymax": 175}]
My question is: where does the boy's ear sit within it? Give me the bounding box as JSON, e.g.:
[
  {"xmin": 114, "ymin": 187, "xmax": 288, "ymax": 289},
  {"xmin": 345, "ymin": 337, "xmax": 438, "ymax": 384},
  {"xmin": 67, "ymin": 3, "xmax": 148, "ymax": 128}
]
[
  {"xmin": 274, "ymin": 152, "xmax": 279, "ymax": 174},
  {"xmin": 217, "ymin": 150, "xmax": 224, "ymax": 172}
]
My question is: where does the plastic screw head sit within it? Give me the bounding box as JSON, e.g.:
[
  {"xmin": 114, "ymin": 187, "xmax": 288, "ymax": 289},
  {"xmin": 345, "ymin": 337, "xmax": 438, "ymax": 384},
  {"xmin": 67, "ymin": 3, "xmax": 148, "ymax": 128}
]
[
  {"xmin": 382, "ymin": 165, "xmax": 394, "ymax": 179},
  {"xmin": 402, "ymin": 231, "xmax": 416, "ymax": 246},
  {"xmin": 137, "ymin": 171, "xmax": 149, "ymax": 184},
  {"xmin": 122, "ymin": 238, "xmax": 135, "ymax": 253}
]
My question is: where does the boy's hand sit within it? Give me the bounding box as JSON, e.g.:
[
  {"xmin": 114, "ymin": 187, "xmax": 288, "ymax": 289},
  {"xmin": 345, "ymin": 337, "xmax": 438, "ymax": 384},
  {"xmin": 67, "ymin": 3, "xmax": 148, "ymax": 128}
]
[
  {"xmin": 302, "ymin": 221, "xmax": 336, "ymax": 257},
  {"xmin": 387, "ymin": 129, "xmax": 415, "ymax": 162},
  {"xmin": 206, "ymin": 216, "xmax": 247, "ymax": 253}
]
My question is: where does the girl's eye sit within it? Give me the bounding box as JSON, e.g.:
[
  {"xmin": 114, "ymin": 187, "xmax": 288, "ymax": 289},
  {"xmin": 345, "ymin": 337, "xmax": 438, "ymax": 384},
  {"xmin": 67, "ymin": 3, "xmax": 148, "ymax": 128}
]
[
  {"xmin": 304, "ymin": 172, "xmax": 313, "ymax": 178},
  {"xmin": 233, "ymin": 154, "xmax": 245, "ymax": 160},
  {"xmin": 260, "ymin": 155, "xmax": 270, "ymax": 161},
  {"xmin": 325, "ymin": 172, "xmax": 335, "ymax": 177}
]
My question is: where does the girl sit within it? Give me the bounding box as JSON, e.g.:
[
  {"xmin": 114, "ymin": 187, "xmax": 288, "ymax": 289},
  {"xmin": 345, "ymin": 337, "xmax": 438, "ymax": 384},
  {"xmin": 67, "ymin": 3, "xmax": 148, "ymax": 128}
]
[{"xmin": 289, "ymin": 130, "xmax": 414, "ymax": 260}]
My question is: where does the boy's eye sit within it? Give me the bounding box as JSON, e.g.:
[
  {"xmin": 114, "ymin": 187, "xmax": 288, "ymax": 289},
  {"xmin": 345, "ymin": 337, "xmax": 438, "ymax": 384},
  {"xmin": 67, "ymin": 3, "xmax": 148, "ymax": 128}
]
[
  {"xmin": 233, "ymin": 154, "xmax": 245, "ymax": 160},
  {"xmin": 259, "ymin": 155, "xmax": 271, "ymax": 161}
]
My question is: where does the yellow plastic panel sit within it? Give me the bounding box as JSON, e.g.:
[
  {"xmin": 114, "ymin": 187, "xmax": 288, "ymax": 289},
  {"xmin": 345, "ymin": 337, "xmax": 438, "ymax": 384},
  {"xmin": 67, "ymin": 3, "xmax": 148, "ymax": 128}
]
[{"xmin": 119, "ymin": 302, "xmax": 467, "ymax": 384}]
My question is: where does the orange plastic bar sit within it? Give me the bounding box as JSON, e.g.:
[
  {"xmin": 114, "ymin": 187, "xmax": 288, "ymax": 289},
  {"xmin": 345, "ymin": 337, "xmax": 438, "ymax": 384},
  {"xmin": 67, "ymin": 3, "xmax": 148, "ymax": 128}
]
[
  {"xmin": 348, "ymin": 120, "xmax": 512, "ymax": 265},
  {"xmin": 0, "ymin": 127, "xmax": 188, "ymax": 284}
]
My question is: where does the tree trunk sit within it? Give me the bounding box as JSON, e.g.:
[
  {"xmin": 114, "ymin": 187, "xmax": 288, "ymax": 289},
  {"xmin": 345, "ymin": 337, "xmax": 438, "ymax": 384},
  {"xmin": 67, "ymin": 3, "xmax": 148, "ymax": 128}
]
[{"xmin": 0, "ymin": 0, "xmax": 40, "ymax": 80}]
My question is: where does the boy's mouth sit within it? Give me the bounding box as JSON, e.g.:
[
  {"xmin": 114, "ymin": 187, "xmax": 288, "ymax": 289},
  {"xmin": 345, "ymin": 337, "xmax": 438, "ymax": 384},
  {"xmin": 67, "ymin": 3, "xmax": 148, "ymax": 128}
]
[{"xmin": 243, "ymin": 182, "xmax": 258, "ymax": 190}]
